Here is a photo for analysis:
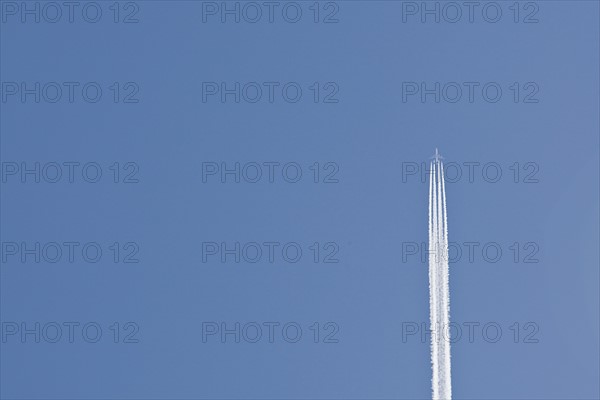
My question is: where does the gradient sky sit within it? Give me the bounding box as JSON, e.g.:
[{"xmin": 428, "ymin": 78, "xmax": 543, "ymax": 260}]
[{"xmin": 1, "ymin": 1, "xmax": 599, "ymax": 399}]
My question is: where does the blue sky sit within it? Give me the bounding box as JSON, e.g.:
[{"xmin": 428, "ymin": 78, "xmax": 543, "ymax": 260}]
[{"xmin": 1, "ymin": 1, "xmax": 599, "ymax": 399}]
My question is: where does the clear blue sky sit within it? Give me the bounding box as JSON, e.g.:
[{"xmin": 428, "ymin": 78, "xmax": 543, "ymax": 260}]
[{"xmin": 1, "ymin": 1, "xmax": 599, "ymax": 399}]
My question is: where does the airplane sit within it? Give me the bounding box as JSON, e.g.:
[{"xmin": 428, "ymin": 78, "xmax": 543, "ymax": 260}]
[{"xmin": 430, "ymin": 148, "xmax": 444, "ymax": 163}]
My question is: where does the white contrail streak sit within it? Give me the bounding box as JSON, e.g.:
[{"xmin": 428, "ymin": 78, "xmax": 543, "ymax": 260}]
[
  {"xmin": 440, "ymin": 162, "xmax": 452, "ymax": 398},
  {"xmin": 436, "ymin": 159, "xmax": 445, "ymax": 398},
  {"xmin": 428, "ymin": 162, "xmax": 439, "ymax": 396},
  {"xmin": 429, "ymin": 153, "xmax": 452, "ymax": 400}
]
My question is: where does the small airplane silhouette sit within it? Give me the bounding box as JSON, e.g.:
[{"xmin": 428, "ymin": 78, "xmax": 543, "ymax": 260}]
[{"xmin": 430, "ymin": 148, "xmax": 444, "ymax": 162}]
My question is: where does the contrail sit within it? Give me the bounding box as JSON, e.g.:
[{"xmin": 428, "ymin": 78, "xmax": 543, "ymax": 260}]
[
  {"xmin": 428, "ymin": 162, "xmax": 439, "ymax": 395},
  {"xmin": 429, "ymin": 150, "xmax": 452, "ymax": 400},
  {"xmin": 440, "ymin": 162, "xmax": 452, "ymax": 398}
]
